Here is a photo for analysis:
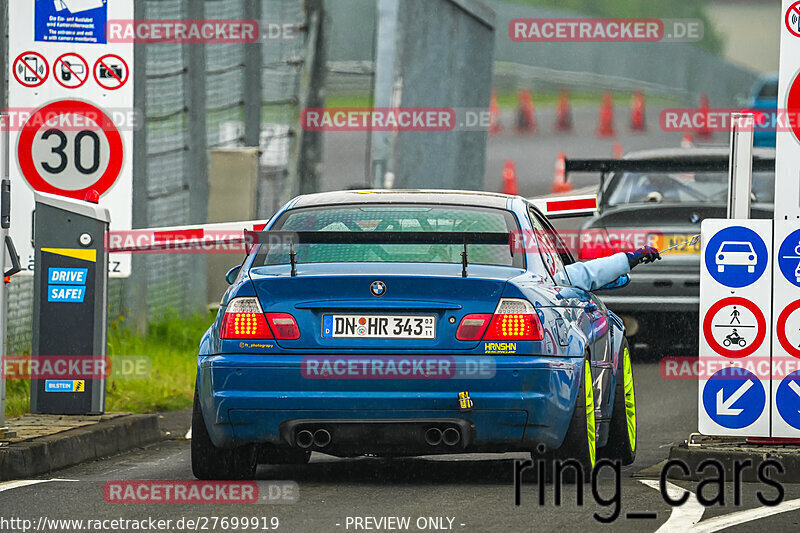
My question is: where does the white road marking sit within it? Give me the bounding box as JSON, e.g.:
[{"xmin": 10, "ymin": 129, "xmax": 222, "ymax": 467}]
[
  {"xmin": 690, "ymin": 498, "xmax": 800, "ymax": 532},
  {"xmin": 185, "ymin": 428, "xmax": 192, "ymax": 440},
  {"xmin": 0, "ymin": 479, "xmax": 78, "ymax": 494},
  {"xmin": 640, "ymin": 479, "xmax": 706, "ymax": 532}
]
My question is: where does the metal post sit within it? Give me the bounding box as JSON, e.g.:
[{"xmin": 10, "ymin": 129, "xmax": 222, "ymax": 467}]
[
  {"xmin": 0, "ymin": 116, "xmax": 8, "ymax": 430},
  {"xmin": 243, "ymin": 0, "xmax": 263, "ymax": 148},
  {"xmin": 127, "ymin": 0, "xmax": 149, "ymax": 335},
  {"xmin": 185, "ymin": 0, "xmax": 209, "ymax": 312},
  {"xmin": 283, "ymin": 0, "xmax": 327, "ymax": 202},
  {"xmin": 370, "ymin": 0, "xmax": 400, "ymax": 188},
  {"xmin": 0, "ymin": 2, "xmax": 7, "ymax": 108},
  {"xmin": 727, "ymin": 112, "xmax": 755, "ymax": 219}
]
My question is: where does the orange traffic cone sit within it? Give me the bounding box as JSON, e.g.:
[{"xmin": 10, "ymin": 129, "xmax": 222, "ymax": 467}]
[
  {"xmin": 613, "ymin": 142, "xmax": 624, "ymax": 159},
  {"xmin": 697, "ymin": 93, "xmax": 713, "ymax": 140},
  {"xmin": 681, "ymin": 132, "xmax": 694, "ymax": 148},
  {"xmin": 489, "ymin": 90, "xmax": 503, "ymax": 136},
  {"xmin": 551, "ymin": 151, "xmax": 572, "ymax": 194},
  {"xmin": 555, "ymin": 89, "xmax": 573, "ymax": 132},
  {"xmin": 630, "ymin": 89, "xmax": 646, "ymax": 132},
  {"xmin": 502, "ymin": 159, "xmax": 519, "ymax": 195},
  {"xmin": 596, "ymin": 92, "xmax": 616, "ymax": 138},
  {"xmin": 515, "ymin": 89, "xmax": 537, "ymax": 134}
]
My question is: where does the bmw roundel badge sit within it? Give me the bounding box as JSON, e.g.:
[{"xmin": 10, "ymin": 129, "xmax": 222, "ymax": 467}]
[{"xmin": 370, "ymin": 281, "xmax": 386, "ymax": 297}]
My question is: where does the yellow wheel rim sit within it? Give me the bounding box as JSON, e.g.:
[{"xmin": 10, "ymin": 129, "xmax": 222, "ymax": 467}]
[
  {"xmin": 585, "ymin": 363, "xmax": 596, "ymax": 467},
  {"xmin": 623, "ymin": 347, "xmax": 636, "ymax": 452}
]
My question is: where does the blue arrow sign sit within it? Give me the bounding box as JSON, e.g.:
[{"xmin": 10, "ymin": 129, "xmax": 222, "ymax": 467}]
[
  {"xmin": 776, "ymin": 370, "xmax": 800, "ymax": 430},
  {"xmin": 777, "ymin": 229, "xmax": 800, "ymax": 288},
  {"xmin": 702, "ymin": 367, "xmax": 766, "ymax": 429},
  {"xmin": 704, "ymin": 226, "xmax": 768, "ymax": 288}
]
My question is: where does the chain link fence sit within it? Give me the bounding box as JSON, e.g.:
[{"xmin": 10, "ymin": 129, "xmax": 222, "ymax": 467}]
[{"xmin": 3, "ymin": 0, "xmax": 317, "ymax": 353}]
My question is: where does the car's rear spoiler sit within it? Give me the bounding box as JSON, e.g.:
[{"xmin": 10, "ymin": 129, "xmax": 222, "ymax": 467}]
[
  {"xmin": 245, "ymin": 231, "xmax": 512, "ymax": 278},
  {"xmin": 565, "ymin": 156, "xmax": 776, "ymax": 175}
]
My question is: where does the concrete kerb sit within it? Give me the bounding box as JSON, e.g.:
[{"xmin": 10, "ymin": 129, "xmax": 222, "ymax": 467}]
[{"xmin": 0, "ymin": 413, "xmax": 162, "ymax": 481}]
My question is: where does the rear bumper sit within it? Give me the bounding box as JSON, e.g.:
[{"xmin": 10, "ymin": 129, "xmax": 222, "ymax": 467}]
[{"xmin": 197, "ymin": 354, "xmax": 583, "ymax": 453}]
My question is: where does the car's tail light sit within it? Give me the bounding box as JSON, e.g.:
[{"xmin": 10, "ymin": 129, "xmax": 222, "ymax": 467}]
[
  {"xmin": 456, "ymin": 299, "xmax": 544, "ymax": 342},
  {"xmin": 265, "ymin": 313, "xmax": 300, "ymax": 340},
  {"xmin": 456, "ymin": 314, "xmax": 492, "ymax": 341},
  {"xmin": 220, "ymin": 297, "xmax": 272, "ymax": 339},
  {"xmin": 578, "ymin": 229, "xmax": 634, "ymax": 260},
  {"xmin": 485, "ymin": 299, "xmax": 544, "ymax": 341}
]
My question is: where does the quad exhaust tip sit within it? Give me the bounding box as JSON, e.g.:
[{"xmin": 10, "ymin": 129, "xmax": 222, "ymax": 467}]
[
  {"xmin": 424, "ymin": 427, "xmax": 443, "ymax": 446},
  {"xmin": 313, "ymin": 429, "xmax": 331, "ymax": 448},
  {"xmin": 296, "ymin": 429, "xmax": 314, "ymax": 449},
  {"xmin": 442, "ymin": 427, "xmax": 461, "ymax": 446}
]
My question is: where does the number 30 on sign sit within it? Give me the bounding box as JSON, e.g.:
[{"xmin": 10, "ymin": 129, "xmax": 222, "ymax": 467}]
[{"xmin": 17, "ymin": 100, "xmax": 124, "ymax": 200}]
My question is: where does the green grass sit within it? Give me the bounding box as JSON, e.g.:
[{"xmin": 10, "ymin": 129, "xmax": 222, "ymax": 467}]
[
  {"xmin": 4, "ymin": 312, "xmax": 214, "ymax": 419},
  {"xmin": 325, "ymin": 91, "xmax": 682, "ymax": 111}
]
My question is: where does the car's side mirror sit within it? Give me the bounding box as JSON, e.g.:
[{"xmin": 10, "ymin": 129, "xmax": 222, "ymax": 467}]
[
  {"xmin": 225, "ymin": 265, "xmax": 242, "ymax": 285},
  {"xmin": 596, "ymin": 274, "xmax": 630, "ymax": 291}
]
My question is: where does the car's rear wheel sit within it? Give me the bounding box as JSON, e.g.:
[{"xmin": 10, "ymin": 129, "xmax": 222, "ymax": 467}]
[
  {"xmin": 535, "ymin": 356, "xmax": 596, "ymax": 483},
  {"xmin": 191, "ymin": 384, "xmax": 258, "ymax": 480},
  {"xmin": 600, "ymin": 340, "xmax": 637, "ymax": 465}
]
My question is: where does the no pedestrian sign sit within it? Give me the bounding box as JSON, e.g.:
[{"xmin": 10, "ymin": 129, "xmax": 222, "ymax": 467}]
[{"xmin": 17, "ymin": 100, "xmax": 124, "ymax": 200}]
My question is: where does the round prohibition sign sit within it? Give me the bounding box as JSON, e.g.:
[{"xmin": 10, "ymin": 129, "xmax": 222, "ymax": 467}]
[
  {"xmin": 17, "ymin": 100, "xmax": 124, "ymax": 200},
  {"xmin": 54, "ymin": 53, "xmax": 89, "ymax": 89},
  {"xmin": 777, "ymin": 300, "xmax": 800, "ymax": 359},
  {"xmin": 786, "ymin": 1, "xmax": 800, "ymax": 38},
  {"xmin": 13, "ymin": 51, "xmax": 49, "ymax": 88},
  {"xmin": 788, "ymin": 71, "xmax": 800, "ymax": 144},
  {"xmin": 93, "ymin": 54, "xmax": 129, "ymax": 90},
  {"xmin": 703, "ymin": 297, "xmax": 766, "ymax": 358}
]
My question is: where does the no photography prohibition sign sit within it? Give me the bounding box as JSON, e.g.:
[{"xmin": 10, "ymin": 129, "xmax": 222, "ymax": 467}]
[{"xmin": 17, "ymin": 100, "xmax": 124, "ymax": 200}]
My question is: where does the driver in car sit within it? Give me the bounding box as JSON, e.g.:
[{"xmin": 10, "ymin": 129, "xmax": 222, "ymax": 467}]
[{"xmin": 565, "ymin": 246, "xmax": 662, "ymax": 292}]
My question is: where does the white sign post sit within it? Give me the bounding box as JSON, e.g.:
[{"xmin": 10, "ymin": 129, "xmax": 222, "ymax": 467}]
[
  {"xmin": 770, "ymin": 0, "xmax": 800, "ymax": 438},
  {"xmin": 8, "ymin": 0, "xmax": 133, "ymax": 277}
]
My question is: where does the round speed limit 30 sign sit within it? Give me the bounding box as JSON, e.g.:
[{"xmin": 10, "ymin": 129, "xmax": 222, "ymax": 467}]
[{"xmin": 17, "ymin": 100, "xmax": 124, "ymax": 199}]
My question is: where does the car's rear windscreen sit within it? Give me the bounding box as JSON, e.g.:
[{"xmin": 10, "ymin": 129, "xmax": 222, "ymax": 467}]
[{"xmin": 253, "ymin": 204, "xmax": 523, "ymax": 268}]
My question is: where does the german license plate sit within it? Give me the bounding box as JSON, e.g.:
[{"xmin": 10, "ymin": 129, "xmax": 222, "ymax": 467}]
[
  {"xmin": 653, "ymin": 234, "xmax": 701, "ymax": 255},
  {"xmin": 322, "ymin": 315, "xmax": 436, "ymax": 339}
]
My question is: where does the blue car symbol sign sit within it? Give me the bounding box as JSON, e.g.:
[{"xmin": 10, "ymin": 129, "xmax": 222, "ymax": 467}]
[
  {"xmin": 702, "ymin": 367, "xmax": 766, "ymax": 429},
  {"xmin": 370, "ymin": 281, "xmax": 386, "ymax": 297},
  {"xmin": 704, "ymin": 226, "xmax": 768, "ymax": 288},
  {"xmin": 777, "ymin": 229, "xmax": 800, "ymax": 288}
]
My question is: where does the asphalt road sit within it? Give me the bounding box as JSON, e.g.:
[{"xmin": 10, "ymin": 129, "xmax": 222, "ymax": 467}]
[
  {"xmin": 3, "ymin": 362, "xmax": 800, "ymax": 533},
  {"xmin": 320, "ymin": 104, "xmax": 715, "ymax": 197}
]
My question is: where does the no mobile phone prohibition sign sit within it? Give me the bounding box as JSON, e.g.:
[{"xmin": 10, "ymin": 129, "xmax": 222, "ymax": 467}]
[{"xmin": 17, "ymin": 100, "xmax": 124, "ymax": 200}]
